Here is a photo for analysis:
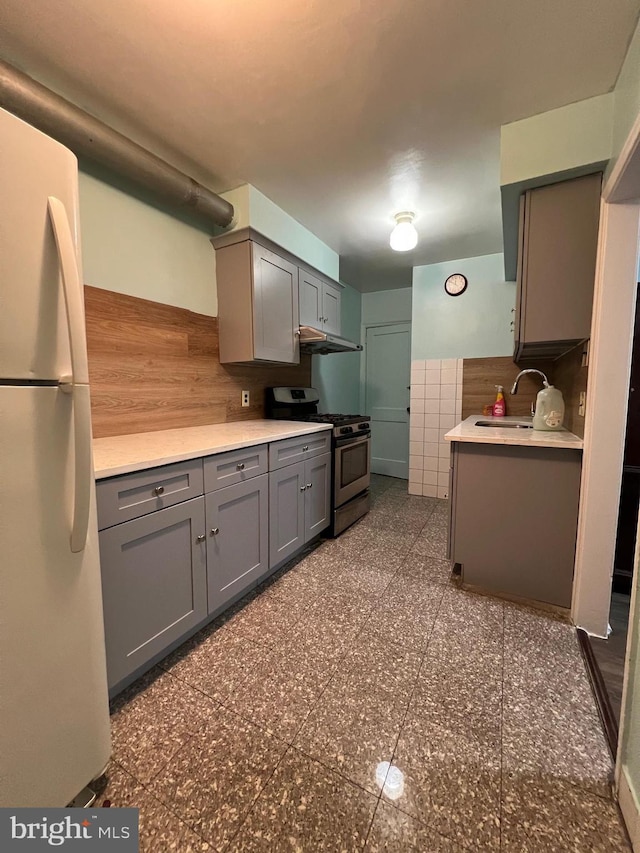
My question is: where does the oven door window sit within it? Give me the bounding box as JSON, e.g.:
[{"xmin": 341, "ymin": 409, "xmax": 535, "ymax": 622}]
[{"xmin": 340, "ymin": 440, "xmax": 369, "ymax": 488}]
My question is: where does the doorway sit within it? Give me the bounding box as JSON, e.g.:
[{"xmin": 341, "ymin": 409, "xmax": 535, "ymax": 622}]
[{"xmin": 364, "ymin": 323, "xmax": 411, "ymax": 478}]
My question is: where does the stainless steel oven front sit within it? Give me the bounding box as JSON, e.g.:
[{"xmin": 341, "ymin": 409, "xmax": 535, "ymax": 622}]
[{"xmin": 334, "ymin": 431, "xmax": 371, "ymax": 508}]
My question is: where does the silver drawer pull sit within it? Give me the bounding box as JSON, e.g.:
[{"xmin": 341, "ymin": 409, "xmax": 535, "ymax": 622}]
[
  {"xmin": 300, "ymin": 485, "xmax": 306, "ymax": 491},
  {"xmin": 237, "ymin": 462, "xmax": 245, "ymax": 470},
  {"xmin": 303, "ymin": 445, "xmax": 309, "ymax": 451},
  {"xmin": 196, "ymin": 534, "xmax": 206, "ymax": 543},
  {"xmin": 306, "ymin": 483, "xmax": 312, "ymax": 489},
  {"xmin": 153, "ymin": 485, "xmax": 165, "ymax": 496},
  {"xmin": 210, "ymin": 527, "xmax": 220, "ymax": 536}
]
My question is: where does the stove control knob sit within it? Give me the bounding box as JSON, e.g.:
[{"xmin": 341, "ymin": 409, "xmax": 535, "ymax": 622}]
[{"xmin": 342, "ymin": 426, "xmax": 353, "ymax": 434}]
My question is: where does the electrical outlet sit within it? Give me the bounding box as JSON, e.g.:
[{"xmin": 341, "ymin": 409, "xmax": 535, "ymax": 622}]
[
  {"xmin": 241, "ymin": 390, "xmax": 250, "ymax": 407},
  {"xmin": 578, "ymin": 391, "xmax": 586, "ymax": 417}
]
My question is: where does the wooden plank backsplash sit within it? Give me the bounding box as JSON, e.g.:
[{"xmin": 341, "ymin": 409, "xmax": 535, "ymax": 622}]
[
  {"xmin": 84, "ymin": 286, "xmax": 311, "ymax": 438},
  {"xmin": 462, "ymin": 357, "xmax": 556, "ymax": 419},
  {"xmin": 462, "ymin": 349, "xmax": 587, "ymax": 437}
]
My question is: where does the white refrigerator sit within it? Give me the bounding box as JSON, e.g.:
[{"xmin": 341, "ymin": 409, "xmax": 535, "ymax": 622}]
[{"xmin": 0, "ymin": 107, "xmax": 112, "ymax": 806}]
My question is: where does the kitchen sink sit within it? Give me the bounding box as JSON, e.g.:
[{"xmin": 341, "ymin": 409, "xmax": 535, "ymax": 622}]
[{"xmin": 475, "ymin": 421, "xmax": 533, "ymax": 429}]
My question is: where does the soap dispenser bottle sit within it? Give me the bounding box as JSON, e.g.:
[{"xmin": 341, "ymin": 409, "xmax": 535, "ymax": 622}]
[
  {"xmin": 533, "ymin": 385, "xmax": 565, "ymax": 431},
  {"xmin": 493, "ymin": 385, "xmax": 506, "ymax": 417}
]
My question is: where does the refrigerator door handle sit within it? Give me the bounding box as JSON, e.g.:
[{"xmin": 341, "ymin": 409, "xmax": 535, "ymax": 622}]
[
  {"xmin": 47, "ymin": 196, "xmax": 89, "ymax": 385},
  {"xmin": 48, "ymin": 196, "xmax": 92, "ymax": 552},
  {"xmin": 68, "ymin": 384, "xmax": 92, "ymax": 553}
]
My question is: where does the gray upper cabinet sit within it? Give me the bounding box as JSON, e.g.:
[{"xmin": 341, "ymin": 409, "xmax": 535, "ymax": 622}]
[
  {"xmin": 99, "ymin": 496, "xmax": 207, "ymax": 690},
  {"xmin": 269, "ymin": 452, "xmax": 331, "ymax": 569},
  {"xmin": 299, "ymin": 269, "xmax": 342, "ymax": 336},
  {"xmin": 206, "ymin": 474, "xmax": 269, "ymax": 616},
  {"xmin": 214, "ymin": 234, "xmax": 300, "ymax": 365},
  {"xmin": 514, "ymin": 172, "xmax": 601, "ymax": 362}
]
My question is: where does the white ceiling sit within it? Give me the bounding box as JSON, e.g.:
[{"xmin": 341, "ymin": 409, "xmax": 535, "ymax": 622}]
[{"xmin": 0, "ymin": 0, "xmax": 638, "ymax": 291}]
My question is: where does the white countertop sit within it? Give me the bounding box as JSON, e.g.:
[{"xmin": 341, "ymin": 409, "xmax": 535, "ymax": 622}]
[
  {"xmin": 93, "ymin": 420, "xmax": 332, "ymax": 479},
  {"xmin": 444, "ymin": 415, "xmax": 583, "ymax": 450}
]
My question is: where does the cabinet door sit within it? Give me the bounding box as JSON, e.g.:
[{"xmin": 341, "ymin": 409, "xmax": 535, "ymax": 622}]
[
  {"xmin": 304, "ymin": 452, "xmax": 331, "ymax": 540},
  {"xmin": 299, "ymin": 269, "xmax": 323, "ymax": 327},
  {"xmin": 519, "ymin": 173, "xmax": 601, "ymax": 350},
  {"xmin": 206, "ymin": 474, "xmax": 269, "ymax": 615},
  {"xmin": 252, "ymin": 243, "xmax": 300, "ymax": 364},
  {"xmin": 99, "ymin": 497, "xmax": 207, "ymax": 690},
  {"xmin": 269, "ymin": 461, "xmax": 306, "ymax": 568},
  {"xmin": 322, "ymin": 282, "xmax": 341, "ymax": 335}
]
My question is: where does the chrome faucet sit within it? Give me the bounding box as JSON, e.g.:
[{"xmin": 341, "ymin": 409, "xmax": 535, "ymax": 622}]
[{"xmin": 510, "ymin": 369, "xmax": 550, "ymax": 416}]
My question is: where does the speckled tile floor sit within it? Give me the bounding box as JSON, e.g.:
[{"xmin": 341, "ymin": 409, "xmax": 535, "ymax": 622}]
[{"xmin": 98, "ymin": 474, "xmax": 631, "ymax": 852}]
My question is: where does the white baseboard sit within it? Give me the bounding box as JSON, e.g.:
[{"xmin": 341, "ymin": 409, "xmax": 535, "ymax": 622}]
[{"xmin": 619, "ymin": 767, "xmax": 640, "ymax": 852}]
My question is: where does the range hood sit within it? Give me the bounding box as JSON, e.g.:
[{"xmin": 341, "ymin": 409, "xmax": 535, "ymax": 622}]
[{"xmin": 298, "ymin": 325, "xmax": 363, "ymax": 355}]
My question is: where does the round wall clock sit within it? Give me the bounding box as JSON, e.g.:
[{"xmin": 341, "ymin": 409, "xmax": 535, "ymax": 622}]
[{"xmin": 444, "ymin": 273, "xmax": 468, "ymax": 296}]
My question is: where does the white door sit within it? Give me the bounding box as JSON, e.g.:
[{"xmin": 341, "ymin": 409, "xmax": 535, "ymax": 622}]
[{"xmin": 365, "ymin": 323, "xmax": 411, "ymax": 478}]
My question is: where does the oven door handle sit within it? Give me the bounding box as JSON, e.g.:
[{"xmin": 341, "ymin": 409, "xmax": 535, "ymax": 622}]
[{"xmin": 335, "ymin": 433, "xmax": 371, "ymax": 448}]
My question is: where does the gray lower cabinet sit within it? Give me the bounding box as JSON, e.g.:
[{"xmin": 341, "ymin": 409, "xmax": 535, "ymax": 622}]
[
  {"xmin": 448, "ymin": 442, "xmax": 582, "ymax": 607},
  {"xmin": 99, "ymin": 497, "xmax": 207, "ymax": 690},
  {"xmin": 206, "ymin": 474, "xmax": 269, "ymax": 615},
  {"xmin": 269, "ymin": 452, "xmax": 331, "ymax": 567}
]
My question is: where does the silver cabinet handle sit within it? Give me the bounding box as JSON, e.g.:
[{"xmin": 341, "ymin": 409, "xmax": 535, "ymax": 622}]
[
  {"xmin": 294, "ymin": 329, "xmax": 301, "ymax": 336},
  {"xmin": 237, "ymin": 462, "xmax": 245, "ymax": 470},
  {"xmin": 303, "ymin": 445, "xmax": 309, "ymax": 451},
  {"xmin": 196, "ymin": 534, "xmax": 206, "ymax": 543},
  {"xmin": 306, "ymin": 483, "xmax": 312, "ymax": 489},
  {"xmin": 210, "ymin": 527, "xmax": 220, "ymax": 535},
  {"xmin": 300, "ymin": 485, "xmax": 306, "ymax": 491},
  {"xmin": 154, "ymin": 485, "xmax": 165, "ymax": 496}
]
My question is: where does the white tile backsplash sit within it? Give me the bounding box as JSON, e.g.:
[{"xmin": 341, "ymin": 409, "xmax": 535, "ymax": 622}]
[
  {"xmin": 423, "ymin": 484, "xmax": 437, "ymax": 497},
  {"xmin": 407, "ymin": 355, "xmax": 464, "ymax": 478},
  {"xmin": 440, "ymin": 384, "xmax": 456, "ymax": 400}
]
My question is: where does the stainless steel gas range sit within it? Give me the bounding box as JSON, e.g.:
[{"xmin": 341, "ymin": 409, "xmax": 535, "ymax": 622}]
[{"xmin": 266, "ymin": 387, "xmax": 371, "ymax": 535}]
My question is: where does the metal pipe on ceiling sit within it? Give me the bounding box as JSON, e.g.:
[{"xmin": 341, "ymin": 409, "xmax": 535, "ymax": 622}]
[{"xmin": 0, "ymin": 59, "xmax": 234, "ymax": 229}]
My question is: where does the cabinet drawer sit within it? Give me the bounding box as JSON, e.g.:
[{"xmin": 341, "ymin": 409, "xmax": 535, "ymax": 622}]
[
  {"xmin": 203, "ymin": 444, "xmax": 268, "ymax": 492},
  {"xmin": 269, "ymin": 431, "xmax": 331, "ymax": 470},
  {"xmin": 96, "ymin": 458, "xmax": 204, "ymax": 530}
]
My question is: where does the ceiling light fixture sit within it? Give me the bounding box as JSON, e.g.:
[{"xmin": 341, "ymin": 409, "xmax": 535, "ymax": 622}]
[{"xmin": 389, "ymin": 211, "xmax": 418, "ymax": 252}]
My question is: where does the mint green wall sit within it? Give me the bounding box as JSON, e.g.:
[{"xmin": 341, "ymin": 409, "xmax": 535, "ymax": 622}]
[
  {"xmin": 79, "ymin": 172, "xmax": 216, "ymax": 316},
  {"xmin": 221, "ymin": 184, "xmax": 339, "ymax": 279},
  {"xmin": 362, "ymin": 288, "xmax": 412, "ymax": 325},
  {"xmin": 312, "ymin": 282, "xmax": 362, "ymax": 412},
  {"xmin": 411, "ymin": 254, "xmax": 514, "ymax": 360},
  {"xmin": 611, "ymin": 16, "xmax": 640, "ymax": 177}
]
